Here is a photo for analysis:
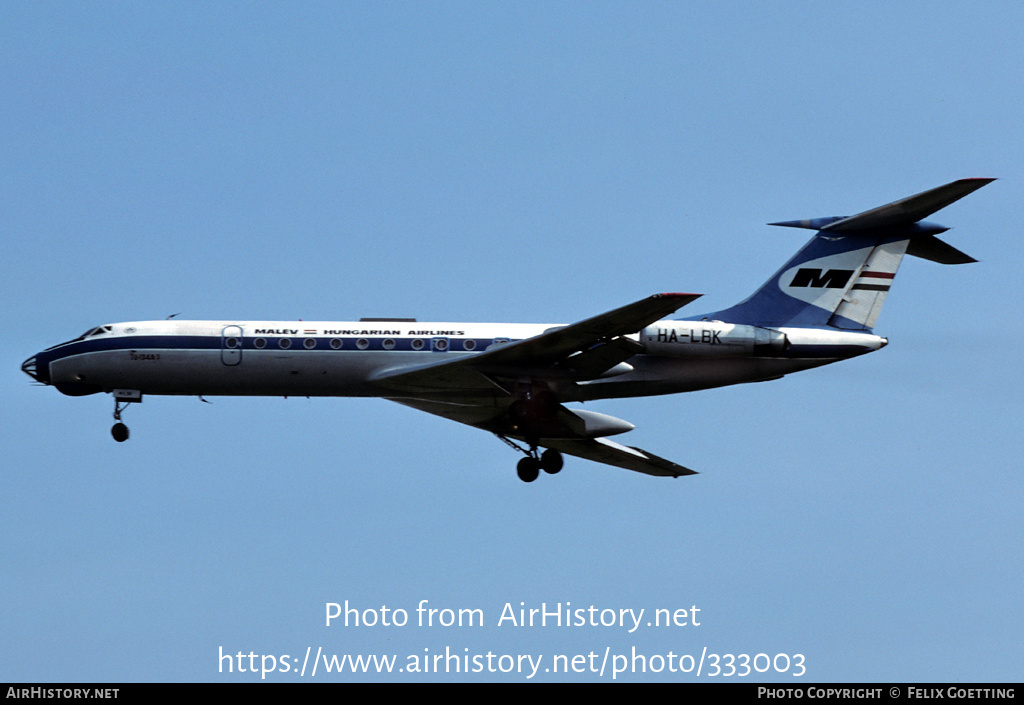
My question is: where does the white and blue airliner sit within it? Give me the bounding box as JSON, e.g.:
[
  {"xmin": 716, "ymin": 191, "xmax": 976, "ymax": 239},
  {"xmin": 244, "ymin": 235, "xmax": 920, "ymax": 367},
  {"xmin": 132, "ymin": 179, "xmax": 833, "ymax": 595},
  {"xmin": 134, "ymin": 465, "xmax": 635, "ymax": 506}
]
[{"xmin": 22, "ymin": 179, "xmax": 992, "ymax": 482}]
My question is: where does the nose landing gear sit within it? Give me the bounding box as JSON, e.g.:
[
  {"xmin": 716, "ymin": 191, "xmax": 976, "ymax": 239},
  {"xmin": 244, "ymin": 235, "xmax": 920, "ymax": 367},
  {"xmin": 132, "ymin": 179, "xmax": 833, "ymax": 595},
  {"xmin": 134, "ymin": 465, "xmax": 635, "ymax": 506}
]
[
  {"xmin": 110, "ymin": 390, "xmax": 142, "ymax": 442},
  {"xmin": 111, "ymin": 400, "xmax": 131, "ymax": 442}
]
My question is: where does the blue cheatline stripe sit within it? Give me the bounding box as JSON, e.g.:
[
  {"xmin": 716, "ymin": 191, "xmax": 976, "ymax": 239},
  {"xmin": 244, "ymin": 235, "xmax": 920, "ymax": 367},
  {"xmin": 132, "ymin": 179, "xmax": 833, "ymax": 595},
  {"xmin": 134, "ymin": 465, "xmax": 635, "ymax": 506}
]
[
  {"xmin": 36, "ymin": 331, "xmax": 868, "ymax": 374},
  {"xmin": 36, "ymin": 334, "xmax": 512, "ymax": 366}
]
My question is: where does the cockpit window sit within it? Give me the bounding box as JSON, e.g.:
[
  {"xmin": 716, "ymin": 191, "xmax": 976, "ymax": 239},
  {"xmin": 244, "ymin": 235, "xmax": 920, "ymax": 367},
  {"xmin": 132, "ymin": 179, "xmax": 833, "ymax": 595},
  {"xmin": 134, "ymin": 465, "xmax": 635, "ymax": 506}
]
[
  {"xmin": 46, "ymin": 325, "xmax": 113, "ymax": 351},
  {"xmin": 80, "ymin": 325, "xmax": 113, "ymax": 338}
]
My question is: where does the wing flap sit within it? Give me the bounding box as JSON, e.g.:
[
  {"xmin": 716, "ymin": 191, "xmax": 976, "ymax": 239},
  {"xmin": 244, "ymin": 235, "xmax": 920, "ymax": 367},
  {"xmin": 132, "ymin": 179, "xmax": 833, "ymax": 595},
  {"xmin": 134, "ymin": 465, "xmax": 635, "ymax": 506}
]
[
  {"xmin": 563, "ymin": 335, "xmax": 646, "ymax": 377},
  {"xmin": 540, "ymin": 437, "xmax": 697, "ymax": 477}
]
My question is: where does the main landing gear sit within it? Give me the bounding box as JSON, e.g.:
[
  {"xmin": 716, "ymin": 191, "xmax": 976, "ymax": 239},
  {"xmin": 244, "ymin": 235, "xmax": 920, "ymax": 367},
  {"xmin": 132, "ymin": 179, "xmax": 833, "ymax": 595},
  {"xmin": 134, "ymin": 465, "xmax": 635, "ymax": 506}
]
[{"xmin": 499, "ymin": 435, "xmax": 564, "ymax": 483}]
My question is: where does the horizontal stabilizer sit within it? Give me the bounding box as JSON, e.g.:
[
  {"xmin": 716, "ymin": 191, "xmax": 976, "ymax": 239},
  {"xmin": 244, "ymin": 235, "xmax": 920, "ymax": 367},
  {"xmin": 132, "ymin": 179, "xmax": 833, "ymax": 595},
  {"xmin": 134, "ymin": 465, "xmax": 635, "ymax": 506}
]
[
  {"xmin": 905, "ymin": 235, "xmax": 977, "ymax": 265},
  {"xmin": 767, "ymin": 178, "xmax": 994, "ymax": 267},
  {"xmin": 769, "ymin": 179, "xmax": 994, "ymax": 234},
  {"xmin": 820, "ymin": 178, "xmax": 995, "ymax": 233}
]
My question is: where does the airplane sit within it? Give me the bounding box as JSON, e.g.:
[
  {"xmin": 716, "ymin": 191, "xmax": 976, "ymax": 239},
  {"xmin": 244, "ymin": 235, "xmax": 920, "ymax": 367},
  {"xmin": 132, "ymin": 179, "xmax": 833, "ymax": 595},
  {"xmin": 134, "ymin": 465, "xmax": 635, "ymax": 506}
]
[{"xmin": 21, "ymin": 178, "xmax": 992, "ymax": 482}]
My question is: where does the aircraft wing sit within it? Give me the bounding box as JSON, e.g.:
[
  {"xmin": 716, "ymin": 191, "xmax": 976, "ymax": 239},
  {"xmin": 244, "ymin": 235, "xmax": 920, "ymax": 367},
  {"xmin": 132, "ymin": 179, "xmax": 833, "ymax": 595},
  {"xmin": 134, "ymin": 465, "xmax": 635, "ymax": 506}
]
[
  {"xmin": 371, "ymin": 292, "xmax": 701, "ymax": 392},
  {"xmin": 466, "ymin": 291, "xmax": 701, "ymax": 367},
  {"xmin": 390, "ymin": 398, "xmax": 697, "ymax": 478},
  {"xmin": 379, "ymin": 293, "xmax": 701, "ymax": 477}
]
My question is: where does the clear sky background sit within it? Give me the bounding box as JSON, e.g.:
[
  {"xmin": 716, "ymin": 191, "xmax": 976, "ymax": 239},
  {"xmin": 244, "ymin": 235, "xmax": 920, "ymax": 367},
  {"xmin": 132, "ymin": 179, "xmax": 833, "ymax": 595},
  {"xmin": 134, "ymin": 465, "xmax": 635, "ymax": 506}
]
[{"xmin": 3, "ymin": 2, "xmax": 1021, "ymax": 683}]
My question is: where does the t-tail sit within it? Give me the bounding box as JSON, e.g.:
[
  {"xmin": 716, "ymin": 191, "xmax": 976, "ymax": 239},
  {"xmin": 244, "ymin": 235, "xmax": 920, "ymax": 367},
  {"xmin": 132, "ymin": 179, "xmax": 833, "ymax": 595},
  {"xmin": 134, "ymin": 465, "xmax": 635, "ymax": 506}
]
[{"xmin": 704, "ymin": 178, "xmax": 994, "ymax": 331}]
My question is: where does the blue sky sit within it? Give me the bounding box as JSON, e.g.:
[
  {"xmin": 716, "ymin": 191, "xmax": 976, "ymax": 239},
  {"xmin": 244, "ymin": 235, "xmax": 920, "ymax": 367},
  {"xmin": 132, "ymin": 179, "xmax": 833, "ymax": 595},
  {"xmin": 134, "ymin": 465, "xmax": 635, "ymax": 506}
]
[{"xmin": 3, "ymin": 2, "xmax": 1022, "ymax": 682}]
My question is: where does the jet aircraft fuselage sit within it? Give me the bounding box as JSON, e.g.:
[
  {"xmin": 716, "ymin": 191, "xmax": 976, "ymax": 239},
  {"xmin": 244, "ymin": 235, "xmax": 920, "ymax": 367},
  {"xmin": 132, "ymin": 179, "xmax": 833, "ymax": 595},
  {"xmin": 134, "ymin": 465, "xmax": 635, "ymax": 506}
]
[{"xmin": 26, "ymin": 318, "xmax": 884, "ymax": 402}]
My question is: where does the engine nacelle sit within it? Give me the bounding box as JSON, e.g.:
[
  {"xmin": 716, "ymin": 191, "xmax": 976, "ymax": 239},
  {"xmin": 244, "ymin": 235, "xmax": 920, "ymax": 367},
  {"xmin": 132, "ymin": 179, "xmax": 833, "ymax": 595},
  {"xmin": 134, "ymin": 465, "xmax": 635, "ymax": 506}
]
[
  {"xmin": 563, "ymin": 409, "xmax": 634, "ymax": 438},
  {"xmin": 641, "ymin": 321, "xmax": 788, "ymax": 357}
]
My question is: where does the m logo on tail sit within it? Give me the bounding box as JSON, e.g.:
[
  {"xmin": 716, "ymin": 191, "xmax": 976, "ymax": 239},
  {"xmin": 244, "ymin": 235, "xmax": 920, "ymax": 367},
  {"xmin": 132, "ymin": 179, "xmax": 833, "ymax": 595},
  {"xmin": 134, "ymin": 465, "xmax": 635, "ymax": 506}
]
[
  {"xmin": 778, "ymin": 242, "xmax": 909, "ymax": 330},
  {"xmin": 789, "ymin": 268, "xmax": 855, "ymax": 289}
]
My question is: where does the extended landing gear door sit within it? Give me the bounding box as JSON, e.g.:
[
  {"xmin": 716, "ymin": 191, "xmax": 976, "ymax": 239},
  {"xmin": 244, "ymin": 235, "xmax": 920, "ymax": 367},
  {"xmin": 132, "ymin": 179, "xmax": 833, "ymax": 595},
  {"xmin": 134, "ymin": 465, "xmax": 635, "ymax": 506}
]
[{"xmin": 221, "ymin": 325, "xmax": 243, "ymax": 366}]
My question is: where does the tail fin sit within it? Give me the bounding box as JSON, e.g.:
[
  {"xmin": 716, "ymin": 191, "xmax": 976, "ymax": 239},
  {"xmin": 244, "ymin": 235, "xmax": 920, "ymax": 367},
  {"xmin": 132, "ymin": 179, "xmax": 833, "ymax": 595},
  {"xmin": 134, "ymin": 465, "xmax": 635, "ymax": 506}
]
[{"xmin": 703, "ymin": 178, "xmax": 994, "ymax": 331}]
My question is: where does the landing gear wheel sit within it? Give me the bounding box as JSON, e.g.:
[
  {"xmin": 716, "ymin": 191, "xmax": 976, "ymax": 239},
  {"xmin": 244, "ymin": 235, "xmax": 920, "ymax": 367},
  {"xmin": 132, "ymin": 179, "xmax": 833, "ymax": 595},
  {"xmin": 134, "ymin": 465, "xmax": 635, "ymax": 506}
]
[
  {"xmin": 516, "ymin": 457, "xmax": 540, "ymax": 483},
  {"xmin": 111, "ymin": 396, "xmax": 137, "ymax": 442},
  {"xmin": 540, "ymin": 449, "xmax": 563, "ymax": 474}
]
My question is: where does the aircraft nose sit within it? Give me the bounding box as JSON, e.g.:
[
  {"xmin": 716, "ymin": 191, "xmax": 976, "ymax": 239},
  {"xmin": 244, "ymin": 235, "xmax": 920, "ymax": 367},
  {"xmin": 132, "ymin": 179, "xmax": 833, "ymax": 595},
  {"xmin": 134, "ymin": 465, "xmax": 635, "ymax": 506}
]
[{"xmin": 21, "ymin": 354, "xmax": 47, "ymax": 384}]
